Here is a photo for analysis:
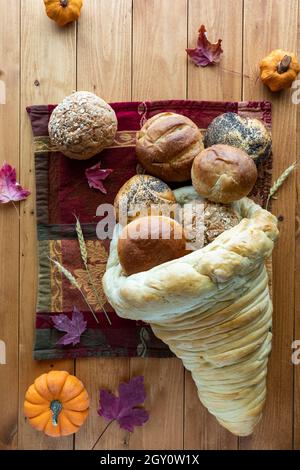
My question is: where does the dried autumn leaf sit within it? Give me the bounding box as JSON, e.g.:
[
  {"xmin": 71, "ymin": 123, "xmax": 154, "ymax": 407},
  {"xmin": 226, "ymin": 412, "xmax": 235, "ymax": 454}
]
[
  {"xmin": 186, "ymin": 24, "xmax": 223, "ymax": 67},
  {"xmin": 52, "ymin": 306, "xmax": 87, "ymax": 346},
  {"xmin": 85, "ymin": 162, "xmax": 113, "ymax": 194},
  {"xmin": 0, "ymin": 161, "xmax": 31, "ymax": 204},
  {"xmin": 98, "ymin": 376, "xmax": 149, "ymax": 432}
]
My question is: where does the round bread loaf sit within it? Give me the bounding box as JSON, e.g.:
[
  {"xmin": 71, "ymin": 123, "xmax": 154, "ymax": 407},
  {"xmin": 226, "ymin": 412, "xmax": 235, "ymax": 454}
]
[
  {"xmin": 114, "ymin": 175, "xmax": 177, "ymax": 224},
  {"xmin": 136, "ymin": 112, "xmax": 204, "ymax": 182},
  {"xmin": 204, "ymin": 112, "xmax": 272, "ymax": 163},
  {"xmin": 48, "ymin": 91, "xmax": 118, "ymax": 160},
  {"xmin": 191, "ymin": 144, "xmax": 257, "ymax": 203},
  {"xmin": 118, "ymin": 216, "xmax": 189, "ymax": 275}
]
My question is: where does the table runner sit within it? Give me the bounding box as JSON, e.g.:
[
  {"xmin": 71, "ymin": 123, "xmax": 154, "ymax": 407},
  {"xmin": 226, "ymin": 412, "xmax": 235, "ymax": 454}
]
[{"xmin": 27, "ymin": 99, "xmax": 272, "ymax": 360}]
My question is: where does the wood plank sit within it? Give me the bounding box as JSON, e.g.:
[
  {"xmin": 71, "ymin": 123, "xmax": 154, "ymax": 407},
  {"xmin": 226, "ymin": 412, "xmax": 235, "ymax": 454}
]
[
  {"xmin": 0, "ymin": 0, "xmax": 20, "ymax": 451},
  {"xmin": 188, "ymin": 0, "xmax": 243, "ymax": 102},
  {"xmin": 18, "ymin": 0, "xmax": 76, "ymax": 450},
  {"xmin": 75, "ymin": 0, "xmax": 132, "ymax": 450},
  {"xmin": 184, "ymin": 0, "xmax": 242, "ymax": 450},
  {"xmin": 129, "ymin": 0, "xmax": 187, "ymax": 450},
  {"xmin": 294, "ymin": 0, "xmax": 300, "ymax": 451},
  {"xmin": 240, "ymin": 0, "xmax": 296, "ymax": 450},
  {"xmin": 132, "ymin": 0, "xmax": 187, "ymax": 101}
]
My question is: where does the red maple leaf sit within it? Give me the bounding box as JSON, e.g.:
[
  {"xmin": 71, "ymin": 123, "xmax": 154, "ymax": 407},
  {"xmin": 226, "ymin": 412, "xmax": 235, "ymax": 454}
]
[
  {"xmin": 186, "ymin": 24, "xmax": 223, "ymax": 67},
  {"xmin": 85, "ymin": 162, "xmax": 113, "ymax": 194},
  {"xmin": 0, "ymin": 161, "xmax": 31, "ymax": 204}
]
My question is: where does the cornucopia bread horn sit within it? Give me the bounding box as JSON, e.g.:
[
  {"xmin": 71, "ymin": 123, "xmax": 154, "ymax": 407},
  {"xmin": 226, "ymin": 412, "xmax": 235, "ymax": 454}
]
[{"xmin": 103, "ymin": 187, "xmax": 279, "ymax": 436}]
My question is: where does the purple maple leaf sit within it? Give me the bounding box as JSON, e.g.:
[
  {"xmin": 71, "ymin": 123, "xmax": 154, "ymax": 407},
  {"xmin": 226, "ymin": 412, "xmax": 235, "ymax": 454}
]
[
  {"xmin": 52, "ymin": 307, "xmax": 87, "ymax": 346},
  {"xmin": 98, "ymin": 376, "xmax": 149, "ymax": 432},
  {"xmin": 85, "ymin": 162, "xmax": 113, "ymax": 194},
  {"xmin": 0, "ymin": 161, "xmax": 31, "ymax": 204}
]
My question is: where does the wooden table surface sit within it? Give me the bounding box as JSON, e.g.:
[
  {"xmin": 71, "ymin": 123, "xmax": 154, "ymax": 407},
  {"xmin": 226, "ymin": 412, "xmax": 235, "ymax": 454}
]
[{"xmin": 0, "ymin": 0, "xmax": 299, "ymax": 450}]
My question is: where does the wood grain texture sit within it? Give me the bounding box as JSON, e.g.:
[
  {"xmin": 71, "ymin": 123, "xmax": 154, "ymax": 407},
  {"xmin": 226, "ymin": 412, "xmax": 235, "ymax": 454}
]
[
  {"xmin": 129, "ymin": 359, "xmax": 184, "ymax": 450},
  {"xmin": 0, "ymin": 0, "xmax": 20, "ymax": 451},
  {"xmin": 294, "ymin": 0, "xmax": 300, "ymax": 451},
  {"xmin": 184, "ymin": 0, "xmax": 242, "ymax": 450},
  {"xmin": 130, "ymin": 0, "xmax": 186, "ymax": 450},
  {"xmin": 18, "ymin": 0, "xmax": 76, "ymax": 450},
  {"xmin": 188, "ymin": 0, "xmax": 243, "ymax": 101},
  {"xmin": 132, "ymin": 0, "xmax": 187, "ymax": 101},
  {"xmin": 75, "ymin": 0, "xmax": 132, "ymax": 450},
  {"xmin": 240, "ymin": 0, "xmax": 297, "ymax": 450}
]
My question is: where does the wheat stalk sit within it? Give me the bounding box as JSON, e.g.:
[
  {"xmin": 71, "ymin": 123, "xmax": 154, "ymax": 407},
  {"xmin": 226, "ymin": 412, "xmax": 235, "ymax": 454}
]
[
  {"xmin": 75, "ymin": 216, "xmax": 111, "ymax": 326},
  {"xmin": 49, "ymin": 257, "xmax": 99, "ymax": 324},
  {"xmin": 75, "ymin": 216, "xmax": 88, "ymax": 266},
  {"xmin": 266, "ymin": 162, "xmax": 297, "ymax": 210}
]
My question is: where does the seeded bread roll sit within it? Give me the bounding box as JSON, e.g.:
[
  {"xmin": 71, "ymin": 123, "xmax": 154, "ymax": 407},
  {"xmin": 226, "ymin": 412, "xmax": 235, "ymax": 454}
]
[
  {"xmin": 118, "ymin": 216, "xmax": 189, "ymax": 275},
  {"xmin": 136, "ymin": 112, "xmax": 204, "ymax": 182},
  {"xmin": 185, "ymin": 199, "xmax": 240, "ymax": 250},
  {"xmin": 48, "ymin": 91, "xmax": 118, "ymax": 160},
  {"xmin": 203, "ymin": 201, "xmax": 240, "ymax": 244},
  {"xmin": 204, "ymin": 112, "xmax": 272, "ymax": 163},
  {"xmin": 114, "ymin": 175, "xmax": 177, "ymax": 224},
  {"xmin": 191, "ymin": 144, "xmax": 257, "ymax": 204}
]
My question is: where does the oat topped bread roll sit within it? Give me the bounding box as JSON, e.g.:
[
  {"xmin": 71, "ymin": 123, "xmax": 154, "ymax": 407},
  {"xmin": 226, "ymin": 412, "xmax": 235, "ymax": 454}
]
[
  {"xmin": 48, "ymin": 91, "xmax": 118, "ymax": 160},
  {"xmin": 192, "ymin": 144, "xmax": 257, "ymax": 203},
  {"xmin": 136, "ymin": 112, "xmax": 204, "ymax": 182},
  {"xmin": 203, "ymin": 201, "xmax": 240, "ymax": 244},
  {"xmin": 118, "ymin": 216, "xmax": 189, "ymax": 275},
  {"xmin": 114, "ymin": 175, "xmax": 176, "ymax": 224},
  {"xmin": 184, "ymin": 199, "xmax": 241, "ymax": 250}
]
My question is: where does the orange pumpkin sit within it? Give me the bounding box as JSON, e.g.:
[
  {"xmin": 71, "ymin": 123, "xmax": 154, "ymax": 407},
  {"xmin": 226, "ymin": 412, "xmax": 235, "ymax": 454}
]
[
  {"xmin": 259, "ymin": 49, "xmax": 300, "ymax": 92},
  {"xmin": 44, "ymin": 0, "xmax": 83, "ymax": 27},
  {"xmin": 24, "ymin": 371, "xmax": 89, "ymax": 437}
]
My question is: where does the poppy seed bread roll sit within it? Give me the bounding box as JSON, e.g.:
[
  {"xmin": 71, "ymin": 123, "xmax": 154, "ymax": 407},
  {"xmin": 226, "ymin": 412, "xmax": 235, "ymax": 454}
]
[
  {"xmin": 191, "ymin": 144, "xmax": 257, "ymax": 203},
  {"xmin": 118, "ymin": 216, "xmax": 189, "ymax": 275},
  {"xmin": 204, "ymin": 112, "xmax": 272, "ymax": 163},
  {"xmin": 114, "ymin": 175, "xmax": 176, "ymax": 224},
  {"xmin": 136, "ymin": 112, "xmax": 204, "ymax": 182}
]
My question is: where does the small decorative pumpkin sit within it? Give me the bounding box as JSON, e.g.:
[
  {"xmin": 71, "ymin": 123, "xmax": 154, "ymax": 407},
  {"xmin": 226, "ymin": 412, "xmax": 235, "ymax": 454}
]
[
  {"xmin": 24, "ymin": 371, "xmax": 89, "ymax": 437},
  {"xmin": 259, "ymin": 49, "xmax": 300, "ymax": 92},
  {"xmin": 204, "ymin": 112, "xmax": 272, "ymax": 163},
  {"xmin": 44, "ymin": 0, "xmax": 83, "ymax": 27}
]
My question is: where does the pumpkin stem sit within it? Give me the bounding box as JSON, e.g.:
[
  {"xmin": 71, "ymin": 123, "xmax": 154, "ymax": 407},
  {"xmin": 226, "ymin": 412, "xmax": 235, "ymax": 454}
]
[
  {"xmin": 60, "ymin": 0, "xmax": 68, "ymax": 7},
  {"xmin": 277, "ymin": 55, "xmax": 292, "ymax": 74},
  {"xmin": 50, "ymin": 400, "xmax": 62, "ymax": 427}
]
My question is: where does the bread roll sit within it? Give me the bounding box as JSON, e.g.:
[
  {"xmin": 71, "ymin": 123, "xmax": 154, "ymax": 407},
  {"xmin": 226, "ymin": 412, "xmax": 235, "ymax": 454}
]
[
  {"xmin": 191, "ymin": 144, "xmax": 257, "ymax": 203},
  {"xmin": 118, "ymin": 216, "xmax": 189, "ymax": 275},
  {"xmin": 136, "ymin": 112, "xmax": 204, "ymax": 182},
  {"xmin": 204, "ymin": 112, "xmax": 272, "ymax": 163},
  {"xmin": 114, "ymin": 175, "xmax": 177, "ymax": 224},
  {"xmin": 184, "ymin": 199, "xmax": 240, "ymax": 250},
  {"xmin": 48, "ymin": 91, "xmax": 118, "ymax": 160}
]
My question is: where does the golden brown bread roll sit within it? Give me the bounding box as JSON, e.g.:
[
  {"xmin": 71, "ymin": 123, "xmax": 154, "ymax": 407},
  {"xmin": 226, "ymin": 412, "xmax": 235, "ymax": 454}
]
[
  {"xmin": 118, "ymin": 216, "xmax": 189, "ymax": 275},
  {"xmin": 114, "ymin": 175, "xmax": 176, "ymax": 224},
  {"xmin": 191, "ymin": 144, "xmax": 257, "ymax": 203},
  {"xmin": 136, "ymin": 112, "xmax": 204, "ymax": 182}
]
